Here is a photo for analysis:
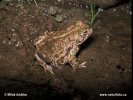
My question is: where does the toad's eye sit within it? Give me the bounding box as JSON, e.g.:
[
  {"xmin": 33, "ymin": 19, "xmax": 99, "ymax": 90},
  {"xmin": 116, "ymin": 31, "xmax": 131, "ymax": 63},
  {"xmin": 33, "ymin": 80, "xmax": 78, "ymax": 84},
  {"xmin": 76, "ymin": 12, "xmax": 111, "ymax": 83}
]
[
  {"xmin": 80, "ymin": 30, "xmax": 88, "ymax": 35},
  {"xmin": 84, "ymin": 30, "xmax": 88, "ymax": 33}
]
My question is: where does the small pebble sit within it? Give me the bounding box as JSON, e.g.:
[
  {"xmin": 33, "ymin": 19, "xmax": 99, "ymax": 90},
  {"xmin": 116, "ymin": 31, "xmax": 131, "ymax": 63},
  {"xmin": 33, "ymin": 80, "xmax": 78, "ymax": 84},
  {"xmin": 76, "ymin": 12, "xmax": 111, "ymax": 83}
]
[
  {"xmin": 113, "ymin": 8, "xmax": 116, "ymax": 12},
  {"xmin": 8, "ymin": 41, "xmax": 11, "ymax": 45},
  {"xmin": 129, "ymin": 11, "xmax": 132, "ymax": 15},
  {"xmin": 11, "ymin": 29, "xmax": 15, "ymax": 32},
  {"xmin": 48, "ymin": 6, "xmax": 58, "ymax": 16},
  {"xmin": 54, "ymin": 15, "xmax": 63, "ymax": 22},
  {"xmin": 57, "ymin": 0, "xmax": 61, "ymax": 2},
  {"xmin": 69, "ymin": 2, "xmax": 72, "ymax": 5},
  {"xmin": 85, "ymin": 5, "xmax": 88, "ymax": 8},
  {"xmin": 79, "ymin": 5, "xmax": 83, "ymax": 8}
]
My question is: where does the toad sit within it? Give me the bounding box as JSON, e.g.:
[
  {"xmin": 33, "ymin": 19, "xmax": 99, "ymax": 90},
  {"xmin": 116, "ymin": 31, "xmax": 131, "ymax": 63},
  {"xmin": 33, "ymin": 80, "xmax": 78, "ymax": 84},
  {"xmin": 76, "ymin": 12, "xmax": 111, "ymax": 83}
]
[{"xmin": 35, "ymin": 21, "xmax": 92, "ymax": 74}]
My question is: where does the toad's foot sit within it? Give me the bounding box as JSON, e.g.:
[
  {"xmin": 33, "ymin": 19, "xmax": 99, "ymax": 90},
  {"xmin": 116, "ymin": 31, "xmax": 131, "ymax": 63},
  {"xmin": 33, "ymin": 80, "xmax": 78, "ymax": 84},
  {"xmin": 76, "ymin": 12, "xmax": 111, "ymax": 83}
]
[
  {"xmin": 43, "ymin": 64, "xmax": 54, "ymax": 75},
  {"xmin": 79, "ymin": 62, "xmax": 86, "ymax": 68},
  {"xmin": 68, "ymin": 55, "xmax": 86, "ymax": 70},
  {"xmin": 35, "ymin": 52, "xmax": 54, "ymax": 74}
]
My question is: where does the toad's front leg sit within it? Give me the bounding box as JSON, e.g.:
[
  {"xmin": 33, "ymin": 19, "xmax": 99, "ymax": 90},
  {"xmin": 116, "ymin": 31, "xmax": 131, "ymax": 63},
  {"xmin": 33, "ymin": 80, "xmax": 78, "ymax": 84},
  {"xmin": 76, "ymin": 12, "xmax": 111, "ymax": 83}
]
[
  {"xmin": 68, "ymin": 55, "xmax": 86, "ymax": 70},
  {"xmin": 35, "ymin": 52, "xmax": 54, "ymax": 74}
]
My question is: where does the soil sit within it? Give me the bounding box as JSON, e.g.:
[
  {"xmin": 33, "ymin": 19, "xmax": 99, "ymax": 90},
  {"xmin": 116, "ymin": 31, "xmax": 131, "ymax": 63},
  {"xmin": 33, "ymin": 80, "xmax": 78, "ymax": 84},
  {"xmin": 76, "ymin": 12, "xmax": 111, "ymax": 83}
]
[{"xmin": 0, "ymin": 1, "xmax": 132, "ymax": 100}]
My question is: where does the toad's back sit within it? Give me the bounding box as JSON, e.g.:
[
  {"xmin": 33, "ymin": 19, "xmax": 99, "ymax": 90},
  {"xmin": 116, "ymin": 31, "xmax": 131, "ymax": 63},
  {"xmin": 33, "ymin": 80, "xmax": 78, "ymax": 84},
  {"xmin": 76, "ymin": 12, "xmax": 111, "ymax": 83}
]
[{"xmin": 34, "ymin": 21, "xmax": 92, "ymax": 74}]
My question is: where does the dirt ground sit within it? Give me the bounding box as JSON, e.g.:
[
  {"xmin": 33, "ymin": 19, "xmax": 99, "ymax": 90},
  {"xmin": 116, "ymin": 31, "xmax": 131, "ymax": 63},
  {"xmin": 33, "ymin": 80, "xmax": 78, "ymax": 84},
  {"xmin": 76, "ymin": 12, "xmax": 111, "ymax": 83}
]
[{"xmin": 0, "ymin": 1, "xmax": 132, "ymax": 100}]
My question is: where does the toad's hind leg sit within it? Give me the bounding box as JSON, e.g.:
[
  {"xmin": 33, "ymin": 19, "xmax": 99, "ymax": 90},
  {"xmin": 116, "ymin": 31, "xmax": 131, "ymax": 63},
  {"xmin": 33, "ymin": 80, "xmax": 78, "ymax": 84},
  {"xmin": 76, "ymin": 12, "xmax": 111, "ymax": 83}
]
[
  {"xmin": 35, "ymin": 53, "xmax": 54, "ymax": 74},
  {"xmin": 68, "ymin": 56, "xmax": 86, "ymax": 70}
]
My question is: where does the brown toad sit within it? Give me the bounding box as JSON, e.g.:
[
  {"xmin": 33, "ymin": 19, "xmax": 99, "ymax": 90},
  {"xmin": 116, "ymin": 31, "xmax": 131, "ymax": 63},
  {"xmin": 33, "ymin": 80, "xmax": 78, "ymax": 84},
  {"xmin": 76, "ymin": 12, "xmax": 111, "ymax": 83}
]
[{"xmin": 35, "ymin": 21, "xmax": 92, "ymax": 74}]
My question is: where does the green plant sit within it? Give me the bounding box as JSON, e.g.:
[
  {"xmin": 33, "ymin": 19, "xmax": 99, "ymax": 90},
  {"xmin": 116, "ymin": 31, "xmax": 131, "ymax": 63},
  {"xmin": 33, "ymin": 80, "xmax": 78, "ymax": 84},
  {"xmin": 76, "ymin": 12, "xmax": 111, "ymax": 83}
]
[
  {"xmin": 17, "ymin": 0, "xmax": 38, "ymax": 8},
  {"xmin": 87, "ymin": 4, "xmax": 103, "ymax": 25},
  {"xmin": 27, "ymin": 0, "xmax": 38, "ymax": 8}
]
